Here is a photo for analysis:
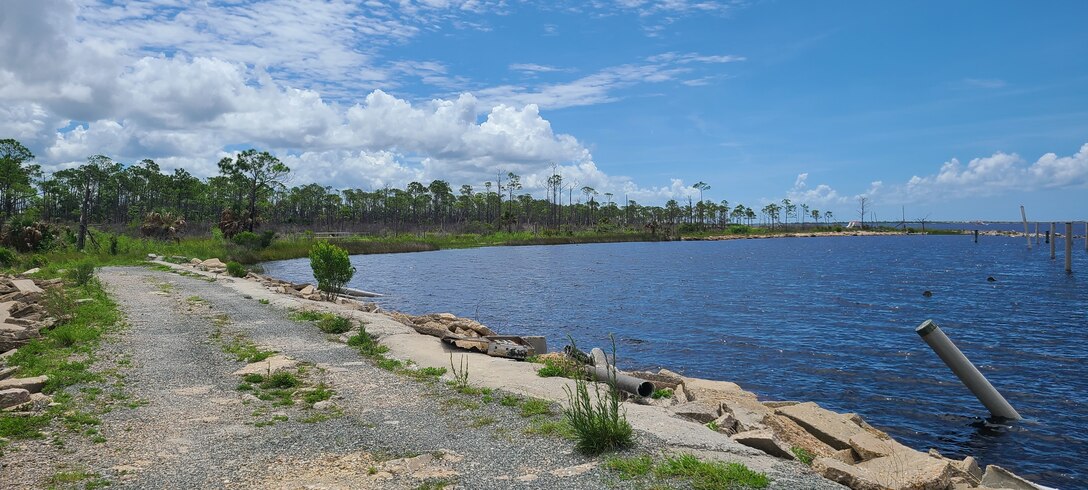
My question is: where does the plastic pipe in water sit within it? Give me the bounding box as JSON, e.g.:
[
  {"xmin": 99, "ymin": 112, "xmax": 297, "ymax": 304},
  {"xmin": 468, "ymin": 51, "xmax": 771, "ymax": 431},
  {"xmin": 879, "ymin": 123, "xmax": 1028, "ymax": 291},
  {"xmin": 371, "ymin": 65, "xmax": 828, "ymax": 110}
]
[{"xmin": 916, "ymin": 320, "xmax": 1021, "ymax": 420}]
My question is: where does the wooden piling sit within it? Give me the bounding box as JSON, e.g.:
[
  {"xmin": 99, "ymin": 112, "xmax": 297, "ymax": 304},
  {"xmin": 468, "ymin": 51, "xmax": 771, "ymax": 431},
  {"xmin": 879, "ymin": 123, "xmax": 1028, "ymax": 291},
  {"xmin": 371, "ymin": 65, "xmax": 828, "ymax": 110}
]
[
  {"xmin": 1067, "ymin": 222, "xmax": 1073, "ymax": 273},
  {"xmin": 1050, "ymin": 223, "xmax": 1056, "ymax": 259},
  {"xmin": 1035, "ymin": 222, "xmax": 1040, "ymax": 244},
  {"xmin": 1020, "ymin": 206, "xmax": 1031, "ymax": 249},
  {"xmin": 973, "ymin": 230, "xmax": 979, "ymax": 243}
]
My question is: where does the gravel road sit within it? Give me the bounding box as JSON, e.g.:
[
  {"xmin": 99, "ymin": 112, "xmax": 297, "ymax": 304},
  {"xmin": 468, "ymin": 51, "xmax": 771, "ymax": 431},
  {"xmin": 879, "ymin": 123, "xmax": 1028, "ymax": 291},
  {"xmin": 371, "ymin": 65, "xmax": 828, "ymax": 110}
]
[{"xmin": 1, "ymin": 266, "xmax": 839, "ymax": 489}]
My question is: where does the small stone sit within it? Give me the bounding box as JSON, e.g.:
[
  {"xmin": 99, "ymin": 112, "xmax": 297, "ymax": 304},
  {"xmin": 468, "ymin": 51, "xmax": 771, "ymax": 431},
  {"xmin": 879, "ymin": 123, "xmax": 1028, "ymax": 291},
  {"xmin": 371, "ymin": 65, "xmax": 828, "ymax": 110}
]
[
  {"xmin": 300, "ymin": 285, "xmax": 316, "ymax": 295},
  {"xmin": 986, "ymin": 276, "xmax": 997, "ymax": 282},
  {"xmin": 75, "ymin": 298, "xmax": 94, "ymax": 304},
  {"xmin": 20, "ymin": 268, "xmax": 40, "ymax": 276},
  {"xmin": 922, "ymin": 290, "xmax": 933, "ymax": 297},
  {"xmin": 313, "ymin": 400, "xmax": 335, "ymax": 411}
]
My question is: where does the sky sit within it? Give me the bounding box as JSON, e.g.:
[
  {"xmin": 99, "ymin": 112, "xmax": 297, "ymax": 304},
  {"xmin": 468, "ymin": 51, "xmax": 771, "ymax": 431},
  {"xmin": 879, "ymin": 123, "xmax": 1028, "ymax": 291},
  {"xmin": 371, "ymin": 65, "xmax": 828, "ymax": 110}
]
[{"xmin": 1, "ymin": 0, "xmax": 1086, "ymax": 221}]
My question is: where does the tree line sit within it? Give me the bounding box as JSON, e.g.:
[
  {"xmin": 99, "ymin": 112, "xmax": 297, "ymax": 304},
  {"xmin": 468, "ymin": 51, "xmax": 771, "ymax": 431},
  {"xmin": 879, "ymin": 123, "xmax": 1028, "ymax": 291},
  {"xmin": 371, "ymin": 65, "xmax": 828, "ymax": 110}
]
[{"xmin": 0, "ymin": 139, "xmax": 838, "ymax": 242}]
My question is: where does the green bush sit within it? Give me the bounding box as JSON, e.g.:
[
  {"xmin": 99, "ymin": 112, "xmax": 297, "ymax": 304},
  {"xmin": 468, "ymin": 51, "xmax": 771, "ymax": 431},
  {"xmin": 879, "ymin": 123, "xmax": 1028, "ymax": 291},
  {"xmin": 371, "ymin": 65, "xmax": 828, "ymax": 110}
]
[
  {"xmin": 67, "ymin": 260, "xmax": 97, "ymax": 286},
  {"xmin": 226, "ymin": 261, "xmax": 247, "ymax": 278},
  {"xmin": 260, "ymin": 372, "xmax": 300, "ymax": 389},
  {"xmin": 309, "ymin": 241, "xmax": 355, "ymax": 299},
  {"xmin": 0, "ymin": 247, "xmax": 16, "ymax": 268},
  {"xmin": 317, "ymin": 315, "xmax": 352, "ymax": 334},
  {"xmin": 563, "ymin": 337, "xmax": 632, "ymax": 455}
]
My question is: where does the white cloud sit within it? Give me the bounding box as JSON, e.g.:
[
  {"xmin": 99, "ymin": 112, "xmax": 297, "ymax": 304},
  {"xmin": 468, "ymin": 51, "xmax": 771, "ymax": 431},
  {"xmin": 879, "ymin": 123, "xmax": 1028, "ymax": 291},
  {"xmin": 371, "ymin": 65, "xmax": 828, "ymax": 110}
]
[
  {"xmin": 785, "ymin": 173, "xmax": 848, "ymax": 206},
  {"xmin": 903, "ymin": 144, "xmax": 1088, "ymax": 199},
  {"xmin": 509, "ymin": 63, "xmax": 567, "ymax": 73}
]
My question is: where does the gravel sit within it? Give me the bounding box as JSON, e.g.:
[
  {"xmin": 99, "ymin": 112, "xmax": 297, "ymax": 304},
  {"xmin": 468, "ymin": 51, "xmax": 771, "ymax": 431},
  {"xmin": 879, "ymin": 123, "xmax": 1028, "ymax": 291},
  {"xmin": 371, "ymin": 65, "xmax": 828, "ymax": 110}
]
[{"xmin": 0, "ymin": 266, "xmax": 840, "ymax": 489}]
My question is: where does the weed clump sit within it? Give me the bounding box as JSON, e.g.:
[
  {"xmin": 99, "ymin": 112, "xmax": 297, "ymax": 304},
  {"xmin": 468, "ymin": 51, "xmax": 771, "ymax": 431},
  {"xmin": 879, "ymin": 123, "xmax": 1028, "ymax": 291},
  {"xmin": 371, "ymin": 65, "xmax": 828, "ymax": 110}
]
[
  {"xmin": 261, "ymin": 372, "xmax": 300, "ymax": 389},
  {"xmin": 317, "ymin": 315, "xmax": 352, "ymax": 334},
  {"xmin": 67, "ymin": 259, "xmax": 97, "ymax": 286},
  {"xmin": 563, "ymin": 336, "xmax": 632, "ymax": 455},
  {"xmin": 226, "ymin": 261, "xmax": 247, "ymax": 278}
]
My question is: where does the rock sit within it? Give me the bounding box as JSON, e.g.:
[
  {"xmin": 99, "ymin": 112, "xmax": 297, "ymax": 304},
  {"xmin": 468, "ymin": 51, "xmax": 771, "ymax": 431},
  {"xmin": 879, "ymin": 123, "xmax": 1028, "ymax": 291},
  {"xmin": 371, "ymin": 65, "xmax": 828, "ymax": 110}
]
[
  {"xmin": 980, "ymin": 465, "xmax": 1041, "ymax": 490},
  {"xmin": 0, "ymin": 375, "xmax": 47, "ymax": 393},
  {"xmin": 815, "ymin": 452, "xmax": 952, "ymax": 490},
  {"xmin": 75, "ymin": 298, "xmax": 94, "ymax": 304},
  {"xmin": 190, "ymin": 258, "xmax": 202, "ymax": 265},
  {"xmin": 0, "ymin": 388, "xmax": 30, "ymax": 408},
  {"xmin": 922, "ymin": 290, "xmax": 933, "ymax": 297},
  {"xmin": 0, "ymin": 366, "xmax": 17, "ymax": 380},
  {"xmin": 951, "ymin": 456, "xmax": 982, "ymax": 482},
  {"xmin": 776, "ymin": 401, "xmax": 865, "ymax": 450},
  {"xmin": 830, "ymin": 448, "xmax": 859, "ymax": 464},
  {"xmin": 313, "ymin": 400, "xmax": 335, "ymax": 411},
  {"xmin": 762, "ymin": 400, "xmax": 800, "ymax": 408},
  {"xmin": 241, "ymin": 394, "xmax": 260, "ymax": 403},
  {"xmin": 849, "ymin": 430, "xmax": 913, "ymax": 461},
  {"xmin": 708, "ymin": 413, "xmax": 737, "ymax": 434},
  {"xmin": 12, "ymin": 279, "xmax": 43, "ymax": 294},
  {"xmin": 763, "ymin": 413, "xmax": 838, "ymax": 458},
  {"xmin": 20, "ymin": 268, "xmax": 40, "ymax": 276},
  {"xmin": 201, "ymin": 258, "xmax": 226, "ymax": 268},
  {"xmin": 0, "ymin": 348, "xmax": 16, "ymax": 362},
  {"xmin": 987, "ymin": 276, "xmax": 997, "ymax": 282},
  {"xmin": 669, "ymin": 400, "xmax": 722, "ymax": 423},
  {"xmin": 232, "ymin": 355, "xmax": 297, "ymax": 376},
  {"xmin": 732, "ymin": 429, "xmax": 794, "ymax": 459},
  {"xmin": 300, "ymin": 285, "xmax": 317, "ymax": 295},
  {"xmin": 436, "ymin": 313, "xmax": 457, "ymax": 321}
]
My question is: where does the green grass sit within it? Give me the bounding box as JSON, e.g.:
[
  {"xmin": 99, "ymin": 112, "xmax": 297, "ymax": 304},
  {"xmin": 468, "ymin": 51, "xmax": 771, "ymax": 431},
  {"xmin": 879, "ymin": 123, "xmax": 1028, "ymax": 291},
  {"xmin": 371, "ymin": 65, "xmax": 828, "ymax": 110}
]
[
  {"xmin": 260, "ymin": 372, "xmax": 300, "ymax": 389},
  {"xmin": 655, "ymin": 454, "xmax": 769, "ymax": 489},
  {"xmin": 316, "ymin": 315, "xmax": 352, "ymax": 334},
  {"xmin": 0, "ymin": 414, "xmax": 51, "ymax": 441},
  {"xmin": 519, "ymin": 398, "xmax": 553, "ymax": 417},
  {"xmin": 790, "ymin": 446, "xmax": 815, "ymax": 466},
  {"xmin": 534, "ymin": 356, "xmax": 585, "ymax": 379},
  {"xmin": 289, "ymin": 310, "xmax": 325, "ymax": 322},
  {"xmin": 499, "ymin": 395, "xmax": 519, "ymax": 406},
  {"xmin": 470, "ymin": 416, "xmax": 496, "ymax": 427},
  {"xmin": 303, "ymin": 384, "xmax": 334, "ymax": 404},
  {"xmin": 258, "ymin": 298, "xmax": 270, "ymax": 305},
  {"xmin": 651, "ymin": 388, "xmax": 673, "ymax": 399},
  {"xmin": 220, "ymin": 334, "xmax": 276, "ymax": 363},
  {"xmin": 524, "ymin": 417, "xmax": 575, "ymax": 439},
  {"xmin": 347, "ymin": 327, "xmax": 388, "ymax": 357},
  {"xmin": 605, "ymin": 455, "xmax": 654, "ymax": 480}
]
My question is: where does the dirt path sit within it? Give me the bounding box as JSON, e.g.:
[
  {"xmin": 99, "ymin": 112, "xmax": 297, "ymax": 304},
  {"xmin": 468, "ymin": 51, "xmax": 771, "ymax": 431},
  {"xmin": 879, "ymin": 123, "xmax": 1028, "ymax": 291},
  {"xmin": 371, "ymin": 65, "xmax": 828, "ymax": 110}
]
[{"xmin": 3, "ymin": 267, "xmax": 627, "ymax": 489}]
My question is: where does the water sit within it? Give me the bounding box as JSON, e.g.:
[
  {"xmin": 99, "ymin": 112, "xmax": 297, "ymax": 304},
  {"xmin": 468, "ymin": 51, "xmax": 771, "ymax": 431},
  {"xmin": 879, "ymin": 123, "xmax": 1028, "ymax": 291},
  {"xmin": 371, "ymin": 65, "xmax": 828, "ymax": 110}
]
[{"xmin": 263, "ymin": 236, "xmax": 1087, "ymax": 487}]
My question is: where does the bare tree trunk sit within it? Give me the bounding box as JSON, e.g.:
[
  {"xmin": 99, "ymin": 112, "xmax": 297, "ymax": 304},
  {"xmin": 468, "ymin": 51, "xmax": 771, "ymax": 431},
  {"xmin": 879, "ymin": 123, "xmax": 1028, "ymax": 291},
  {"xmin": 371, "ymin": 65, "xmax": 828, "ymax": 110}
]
[{"xmin": 77, "ymin": 185, "xmax": 92, "ymax": 251}]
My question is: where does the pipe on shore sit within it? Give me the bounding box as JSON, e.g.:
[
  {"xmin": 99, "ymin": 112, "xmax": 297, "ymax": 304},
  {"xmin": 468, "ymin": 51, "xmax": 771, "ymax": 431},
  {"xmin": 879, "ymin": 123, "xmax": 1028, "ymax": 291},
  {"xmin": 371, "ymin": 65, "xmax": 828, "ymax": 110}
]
[
  {"xmin": 586, "ymin": 364, "xmax": 655, "ymax": 398},
  {"xmin": 341, "ymin": 287, "xmax": 382, "ymax": 298},
  {"xmin": 916, "ymin": 320, "xmax": 1021, "ymax": 420}
]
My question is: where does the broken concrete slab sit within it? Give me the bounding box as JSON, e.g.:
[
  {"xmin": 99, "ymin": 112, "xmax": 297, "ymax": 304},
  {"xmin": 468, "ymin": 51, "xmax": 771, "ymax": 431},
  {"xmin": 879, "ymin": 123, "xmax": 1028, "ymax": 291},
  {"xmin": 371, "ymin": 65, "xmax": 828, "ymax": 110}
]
[
  {"xmin": 762, "ymin": 412, "xmax": 838, "ymax": 458},
  {"xmin": 848, "ymin": 430, "xmax": 913, "ymax": 461},
  {"xmin": 0, "ymin": 366, "xmax": 17, "ymax": 380},
  {"xmin": 980, "ymin": 465, "xmax": 1041, "ymax": 490},
  {"xmin": 232, "ymin": 355, "xmax": 297, "ymax": 376},
  {"xmin": 815, "ymin": 452, "xmax": 952, "ymax": 490},
  {"xmin": 11, "ymin": 279, "xmax": 43, "ymax": 294},
  {"xmin": 732, "ymin": 429, "xmax": 795, "ymax": 460},
  {"xmin": 669, "ymin": 400, "xmax": 722, "ymax": 423},
  {"xmin": 776, "ymin": 401, "xmax": 865, "ymax": 450},
  {"xmin": 0, "ymin": 388, "xmax": 30, "ymax": 409},
  {"xmin": 0, "ymin": 375, "xmax": 48, "ymax": 393}
]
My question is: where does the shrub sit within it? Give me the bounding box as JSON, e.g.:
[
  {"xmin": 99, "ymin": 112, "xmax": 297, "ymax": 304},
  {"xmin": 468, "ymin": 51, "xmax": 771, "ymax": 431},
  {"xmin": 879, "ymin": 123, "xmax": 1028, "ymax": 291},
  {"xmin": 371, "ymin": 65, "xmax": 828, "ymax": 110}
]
[
  {"xmin": 317, "ymin": 315, "xmax": 352, "ymax": 334},
  {"xmin": 309, "ymin": 241, "xmax": 355, "ymax": 299},
  {"xmin": 563, "ymin": 337, "xmax": 632, "ymax": 455},
  {"xmin": 141, "ymin": 212, "xmax": 186, "ymax": 240},
  {"xmin": 231, "ymin": 231, "xmax": 263, "ymax": 250},
  {"xmin": 67, "ymin": 260, "xmax": 97, "ymax": 286},
  {"xmin": 108, "ymin": 234, "xmax": 119, "ymax": 255},
  {"xmin": 0, "ymin": 247, "xmax": 16, "ymax": 268},
  {"xmin": 261, "ymin": 372, "xmax": 300, "ymax": 389},
  {"xmin": 226, "ymin": 261, "xmax": 247, "ymax": 278},
  {"xmin": 348, "ymin": 327, "xmax": 388, "ymax": 357},
  {"xmin": 3, "ymin": 217, "xmax": 57, "ymax": 252}
]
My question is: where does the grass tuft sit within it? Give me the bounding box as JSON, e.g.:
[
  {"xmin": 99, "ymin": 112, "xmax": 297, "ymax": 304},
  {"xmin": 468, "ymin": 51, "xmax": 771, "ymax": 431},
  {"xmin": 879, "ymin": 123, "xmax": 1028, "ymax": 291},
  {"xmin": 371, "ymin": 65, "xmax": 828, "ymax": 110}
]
[{"xmin": 654, "ymin": 454, "xmax": 770, "ymax": 489}]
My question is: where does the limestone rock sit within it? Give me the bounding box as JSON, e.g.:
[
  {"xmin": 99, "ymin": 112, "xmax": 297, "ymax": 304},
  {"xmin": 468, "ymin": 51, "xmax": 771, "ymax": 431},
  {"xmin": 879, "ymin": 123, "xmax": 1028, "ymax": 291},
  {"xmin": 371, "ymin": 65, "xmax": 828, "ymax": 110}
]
[
  {"xmin": 849, "ymin": 430, "xmax": 913, "ymax": 461},
  {"xmin": 980, "ymin": 465, "xmax": 1041, "ymax": 490},
  {"xmin": 0, "ymin": 388, "xmax": 30, "ymax": 408},
  {"xmin": 815, "ymin": 453, "xmax": 952, "ymax": 490},
  {"xmin": 190, "ymin": 258, "xmax": 203, "ymax": 265},
  {"xmin": 776, "ymin": 401, "xmax": 865, "ymax": 450},
  {"xmin": 0, "ymin": 375, "xmax": 47, "ymax": 393},
  {"xmin": 300, "ymin": 285, "xmax": 316, "ymax": 295},
  {"xmin": 201, "ymin": 258, "xmax": 226, "ymax": 270},
  {"xmin": 0, "ymin": 366, "xmax": 17, "ymax": 380},
  {"xmin": 669, "ymin": 400, "xmax": 722, "ymax": 423},
  {"xmin": 951, "ymin": 456, "xmax": 982, "ymax": 483},
  {"xmin": 20, "ymin": 268, "xmax": 40, "ymax": 276},
  {"xmin": 732, "ymin": 429, "xmax": 794, "ymax": 459},
  {"xmin": 12, "ymin": 279, "xmax": 43, "ymax": 294},
  {"xmin": 762, "ymin": 413, "xmax": 838, "ymax": 458}
]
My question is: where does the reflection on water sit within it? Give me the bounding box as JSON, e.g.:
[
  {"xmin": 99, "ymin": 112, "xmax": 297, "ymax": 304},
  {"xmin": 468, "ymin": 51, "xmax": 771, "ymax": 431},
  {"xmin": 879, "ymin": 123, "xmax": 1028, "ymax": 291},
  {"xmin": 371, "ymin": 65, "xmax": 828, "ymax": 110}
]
[{"xmin": 263, "ymin": 235, "xmax": 1087, "ymax": 487}]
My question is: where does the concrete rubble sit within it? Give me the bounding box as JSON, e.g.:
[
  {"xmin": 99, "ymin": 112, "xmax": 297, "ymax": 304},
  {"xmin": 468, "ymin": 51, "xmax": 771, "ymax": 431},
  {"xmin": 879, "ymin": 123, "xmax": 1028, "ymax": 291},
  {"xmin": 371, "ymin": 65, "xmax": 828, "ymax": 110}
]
[{"xmin": 0, "ymin": 275, "xmax": 60, "ymax": 411}]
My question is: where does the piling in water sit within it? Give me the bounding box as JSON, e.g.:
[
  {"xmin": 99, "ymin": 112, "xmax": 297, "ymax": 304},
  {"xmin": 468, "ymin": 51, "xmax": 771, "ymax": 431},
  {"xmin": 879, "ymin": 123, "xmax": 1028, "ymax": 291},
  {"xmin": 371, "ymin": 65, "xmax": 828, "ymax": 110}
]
[
  {"xmin": 973, "ymin": 230, "xmax": 979, "ymax": 243},
  {"xmin": 1020, "ymin": 206, "xmax": 1031, "ymax": 249},
  {"xmin": 1050, "ymin": 223, "xmax": 1056, "ymax": 259},
  {"xmin": 916, "ymin": 320, "xmax": 1021, "ymax": 420},
  {"xmin": 1066, "ymin": 222, "xmax": 1073, "ymax": 273}
]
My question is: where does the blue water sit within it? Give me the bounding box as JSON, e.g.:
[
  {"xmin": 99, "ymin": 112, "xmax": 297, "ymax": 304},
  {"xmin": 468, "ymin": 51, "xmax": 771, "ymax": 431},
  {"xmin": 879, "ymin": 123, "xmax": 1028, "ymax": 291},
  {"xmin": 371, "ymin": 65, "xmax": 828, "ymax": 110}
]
[{"xmin": 264, "ymin": 236, "xmax": 1087, "ymax": 487}]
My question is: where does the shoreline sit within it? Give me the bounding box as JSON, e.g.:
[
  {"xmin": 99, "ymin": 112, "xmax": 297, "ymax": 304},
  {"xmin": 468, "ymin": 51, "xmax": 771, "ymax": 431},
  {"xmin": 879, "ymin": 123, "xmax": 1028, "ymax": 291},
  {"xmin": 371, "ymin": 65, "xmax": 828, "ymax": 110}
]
[{"xmin": 156, "ymin": 257, "xmax": 1046, "ymax": 490}]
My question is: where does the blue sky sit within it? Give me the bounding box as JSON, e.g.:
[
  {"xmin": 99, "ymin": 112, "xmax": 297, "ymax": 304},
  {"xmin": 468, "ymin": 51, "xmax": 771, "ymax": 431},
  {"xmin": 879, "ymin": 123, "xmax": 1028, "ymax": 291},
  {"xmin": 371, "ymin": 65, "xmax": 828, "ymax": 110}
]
[{"xmin": 1, "ymin": 0, "xmax": 1086, "ymax": 221}]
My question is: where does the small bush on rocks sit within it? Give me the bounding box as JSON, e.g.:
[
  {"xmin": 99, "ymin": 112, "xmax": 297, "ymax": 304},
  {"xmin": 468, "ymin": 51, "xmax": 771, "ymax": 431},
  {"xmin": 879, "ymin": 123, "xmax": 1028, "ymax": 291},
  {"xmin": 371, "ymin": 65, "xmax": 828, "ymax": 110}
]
[{"xmin": 226, "ymin": 261, "xmax": 247, "ymax": 278}]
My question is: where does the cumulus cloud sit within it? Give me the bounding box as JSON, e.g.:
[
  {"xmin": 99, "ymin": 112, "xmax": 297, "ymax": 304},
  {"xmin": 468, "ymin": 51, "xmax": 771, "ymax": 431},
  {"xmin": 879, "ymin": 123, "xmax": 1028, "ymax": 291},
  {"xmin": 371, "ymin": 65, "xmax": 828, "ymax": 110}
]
[
  {"xmin": 903, "ymin": 144, "xmax": 1088, "ymax": 199},
  {"xmin": 786, "ymin": 173, "xmax": 847, "ymax": 206}
]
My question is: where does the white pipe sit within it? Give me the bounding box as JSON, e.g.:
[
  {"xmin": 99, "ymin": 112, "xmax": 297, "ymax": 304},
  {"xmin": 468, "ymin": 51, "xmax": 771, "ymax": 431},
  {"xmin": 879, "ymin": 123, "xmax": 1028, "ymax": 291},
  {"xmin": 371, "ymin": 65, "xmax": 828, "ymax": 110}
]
[
  {"xmin": 1020, "ymin": 206, "xmax": 1031, "ymax": 249},
  {"xmin": 916, "ymin": 320, "xmax": 1020, "ymax": 420}
]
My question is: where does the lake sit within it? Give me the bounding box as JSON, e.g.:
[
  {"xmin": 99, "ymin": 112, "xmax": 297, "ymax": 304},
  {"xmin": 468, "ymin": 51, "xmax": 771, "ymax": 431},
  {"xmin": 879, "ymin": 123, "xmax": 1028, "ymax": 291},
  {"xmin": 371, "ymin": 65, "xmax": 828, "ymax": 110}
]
[{"xmin": 263, "ymin": 235, "xmax": 1087, "ymax": 487}]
